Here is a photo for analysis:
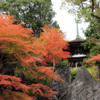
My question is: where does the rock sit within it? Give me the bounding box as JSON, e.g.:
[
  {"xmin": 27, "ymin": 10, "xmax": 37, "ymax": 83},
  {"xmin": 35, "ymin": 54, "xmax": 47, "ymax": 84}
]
[
  {"xmin": 68, "ymin": 67, "xmax": 100, "ymax": 100},
  {"xmin": 51, "ymin": 66, "xmax": 71, "ymax": 100},
  {"xmin": 56, "ymin": 67, "xmax": 100, "ymax": 100},
  {"xmin": 52, "ymin": 95, "xmax": 59, "ymax": 100}
]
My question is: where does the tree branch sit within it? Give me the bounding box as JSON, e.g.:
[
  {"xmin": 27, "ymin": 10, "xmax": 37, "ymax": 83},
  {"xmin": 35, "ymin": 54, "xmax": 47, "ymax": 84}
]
[
  {"xmin": 91, "ymin": 0, "xmax": 94, "ymax": 13},
  {"xmin": 91, "ymin": 13, "xmax": 100, "ymax": 20},
  {"xmin": 91, "ymin": 0, "xmax": 100, "ymax": 20}
]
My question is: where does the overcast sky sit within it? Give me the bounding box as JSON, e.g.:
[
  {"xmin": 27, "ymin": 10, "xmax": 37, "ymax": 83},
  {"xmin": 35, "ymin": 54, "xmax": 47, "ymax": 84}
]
[{"xmin": 51, "ymin": 0, "xmax": 89, "ymax": 40}]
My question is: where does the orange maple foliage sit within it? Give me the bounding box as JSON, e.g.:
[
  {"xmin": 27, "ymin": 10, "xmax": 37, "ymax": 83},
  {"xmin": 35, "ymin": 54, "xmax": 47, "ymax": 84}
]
[
  {"xmin": 0, "ymin": 74, "xmax": 57, "ymax": 100},
  {"xmin": 86, "ymin": 54, "xmax": 100, "ymax": 64},
  {"xmin": 0, "ymin": 14, "xmax": 46, "ymax": 67},
  {"xmin": 0, "ymin": 15, "xmax": 69, "ymax": 99},
  {"xmin": 38, "ymin": 25, "xmax": 70, "ymax": 66}
]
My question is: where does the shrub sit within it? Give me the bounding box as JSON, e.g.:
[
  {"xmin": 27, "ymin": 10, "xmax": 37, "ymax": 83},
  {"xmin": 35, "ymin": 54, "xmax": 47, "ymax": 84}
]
[
  {"xmin": 87, "ymin": 66, "xmax": 99, "ymax": 80},
  {"xmin": 71, "ymin": 68, "xmax": 78, "ymax": 81},
  {"xmin": 61, "ymin": 60, "xmax": 69, "ymax": 66}
]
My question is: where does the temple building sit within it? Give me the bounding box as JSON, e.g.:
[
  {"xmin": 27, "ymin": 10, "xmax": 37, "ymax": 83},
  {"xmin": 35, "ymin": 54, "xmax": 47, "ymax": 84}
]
[{"xmin": 67, "ymin": 23, "xmax": 89, "ymax": 67}]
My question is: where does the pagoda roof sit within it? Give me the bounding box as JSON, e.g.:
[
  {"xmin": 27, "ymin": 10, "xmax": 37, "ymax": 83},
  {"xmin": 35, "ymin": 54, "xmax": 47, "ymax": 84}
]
[
  {"xmin": 67, "ymin": 37, "xmax": 89, "ymax": 55},
  {"xmin": 69, "ymin": 38, "xmax": 83, "ymax": 43},
  {"xmin": 68, "ymin": 56, "xmax": 87, "ymax": 62}
]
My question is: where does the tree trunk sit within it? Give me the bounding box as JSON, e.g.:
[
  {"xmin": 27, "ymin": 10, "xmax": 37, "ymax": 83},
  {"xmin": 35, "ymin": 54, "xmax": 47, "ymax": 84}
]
[{"xmin": 53, "ymin": 57, "xmax": 55, "ymax": 71}]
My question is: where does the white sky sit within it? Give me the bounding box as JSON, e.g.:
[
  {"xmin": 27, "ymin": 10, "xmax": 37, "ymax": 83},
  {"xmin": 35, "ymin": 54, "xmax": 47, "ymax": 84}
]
[{"xmin": 51, "ymin": 0, "xmax": 89, "ymax": 40}]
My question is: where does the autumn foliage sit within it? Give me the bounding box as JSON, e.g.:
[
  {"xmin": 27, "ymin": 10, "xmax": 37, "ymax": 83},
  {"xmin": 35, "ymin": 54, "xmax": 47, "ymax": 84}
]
[
  {"xmin": 37, "ymin": 25, "xmax": 70, "ymax": 66},
  {"xmin": 86, "ymin": 54, "xmax": 100, "ymax": 64},
  {"xmin": 0, "ymin": 15, "xmax": 69, "ymax": 99}
]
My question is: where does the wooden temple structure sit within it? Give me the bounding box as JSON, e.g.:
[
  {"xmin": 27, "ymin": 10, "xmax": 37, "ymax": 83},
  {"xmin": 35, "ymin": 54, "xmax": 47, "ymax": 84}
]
[
  {"xmin": 67, "ymin": 23, "xmax": 89, "ymax": 67},
  {"xmin": 68, "ymin": 37, "xmax": 89, "ymax": 67}
]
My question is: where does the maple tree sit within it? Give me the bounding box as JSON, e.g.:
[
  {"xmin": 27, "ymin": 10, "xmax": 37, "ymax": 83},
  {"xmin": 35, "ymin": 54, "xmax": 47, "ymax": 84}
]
[
  {"xmin": 86, "ymin": 54, "xmax": 100, "ymax": 64},
  {"xmin": 0, "ymin": 14, "xmax": 69, "ymax": 99},
  {"xmin": 86, "ymin": 54, "xmax": 100, "ymax": 78},
  {"xmin": 37, "ymin": 25, "xmax": 70, "ymax": 68}
]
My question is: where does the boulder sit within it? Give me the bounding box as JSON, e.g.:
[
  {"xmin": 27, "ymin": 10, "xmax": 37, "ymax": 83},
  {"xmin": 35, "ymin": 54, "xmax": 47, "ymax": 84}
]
[
  {"xmin": 68, "ymin": 67, "xmax": 100, "ymax": 100},
  {"xmin": 51, "ymin": 66, "xmax": 71, "ymax": 100}
]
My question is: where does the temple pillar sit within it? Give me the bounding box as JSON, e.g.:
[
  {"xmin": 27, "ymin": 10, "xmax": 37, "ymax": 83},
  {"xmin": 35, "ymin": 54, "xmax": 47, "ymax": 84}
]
[{"xmin": 75, "ymin": 62, "xmax": 77, "ymax": 68}]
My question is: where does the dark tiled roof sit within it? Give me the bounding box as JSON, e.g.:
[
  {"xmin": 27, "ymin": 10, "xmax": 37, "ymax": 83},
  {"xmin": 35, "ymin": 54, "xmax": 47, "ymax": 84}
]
[{"xmin": 70, "ymin": 38, "xmax": 83, "ymax": 42}]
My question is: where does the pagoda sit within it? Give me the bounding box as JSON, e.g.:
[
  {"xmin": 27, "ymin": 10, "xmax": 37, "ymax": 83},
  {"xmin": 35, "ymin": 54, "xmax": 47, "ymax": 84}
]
[{"xmin": 67, "ymin": 23, "xmax": 89, "ymax": 67}]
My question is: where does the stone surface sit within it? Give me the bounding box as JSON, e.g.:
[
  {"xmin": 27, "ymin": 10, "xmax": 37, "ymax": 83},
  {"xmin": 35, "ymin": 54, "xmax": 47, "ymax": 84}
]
[
  {"xmin": 53, "ymin": 67, "xmax": 100, "ymax": 100},
  {"xmin": 51, "ymin": 66, "xmax": 71, "ymax": 100},
  {"xmin": 68, "ymin": 67, "xmax": 100, "ymax": 100}
]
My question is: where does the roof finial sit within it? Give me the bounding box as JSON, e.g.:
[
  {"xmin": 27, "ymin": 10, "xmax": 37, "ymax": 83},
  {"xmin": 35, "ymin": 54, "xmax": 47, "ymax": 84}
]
[
  {"xmin": 75, "ymin": 18, "xmax": 80, "ymax": 38},
  {"xmin": 76, "ymin": 22, "xmax": 80, "ymax": 38}
]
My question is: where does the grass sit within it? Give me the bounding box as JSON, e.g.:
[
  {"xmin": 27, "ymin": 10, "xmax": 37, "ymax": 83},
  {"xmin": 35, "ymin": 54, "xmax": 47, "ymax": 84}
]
[
  {"xmin": 87, "ymin": 66, "xmax": 99, "ymax": 80},
  {"xmin": 71, "ymin": 67, "xmax": 78, "ymax": 81},
  {"xmin": 71, "ymin": 66, "xmax": 100, "ymax": 81}
]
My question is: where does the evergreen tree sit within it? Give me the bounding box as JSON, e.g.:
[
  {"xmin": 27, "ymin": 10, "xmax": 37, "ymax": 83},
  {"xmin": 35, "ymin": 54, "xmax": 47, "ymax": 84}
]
[{"xmin": 0, "ymin": 0, "xmax": 59, "ymax": 37}]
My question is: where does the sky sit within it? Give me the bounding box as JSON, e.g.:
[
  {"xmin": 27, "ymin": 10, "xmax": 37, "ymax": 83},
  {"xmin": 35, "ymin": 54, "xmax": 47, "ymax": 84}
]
[{"xmin": 51, "ymin": 0, "xmax": 89, "ymax": 40}]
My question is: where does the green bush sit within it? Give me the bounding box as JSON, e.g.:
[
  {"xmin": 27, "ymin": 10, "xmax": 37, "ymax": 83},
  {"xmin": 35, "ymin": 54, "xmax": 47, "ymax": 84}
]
[
  {"xmin": 55, "ymin": 60, "xmax": 69, "ymax": 68},
  {"xmin": 87, "ymin": 66, "xmax": 99, "ymax": 80},
  {"xmin": 60, "ymin": 60, "xmax": 69, "ymax": 66},
  {"xmin": 82, "ymin": 58, "xmax": 91, "ymax": 68},
  {"xmin": 71, "ymin": 68, "xmax": 78, "ymax": 81}
]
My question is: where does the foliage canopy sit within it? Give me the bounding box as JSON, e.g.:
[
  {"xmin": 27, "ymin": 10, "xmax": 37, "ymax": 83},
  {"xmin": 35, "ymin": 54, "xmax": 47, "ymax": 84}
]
[
  {"xmin": 0, "ymin": 14, "xmax": 69, "ymax": 100},
  {"xmin": 0, "ymin": 0, "xmax": 59, "ymax": 37}
]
